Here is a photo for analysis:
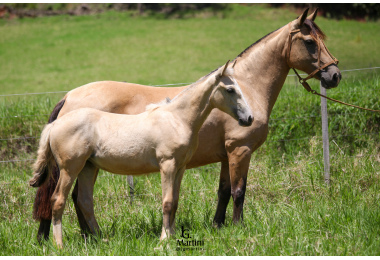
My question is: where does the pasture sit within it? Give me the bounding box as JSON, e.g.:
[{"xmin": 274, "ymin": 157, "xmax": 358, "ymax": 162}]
[{"xmin": 1, "ymin": 5, "xmax": 380, "ymax": 255}]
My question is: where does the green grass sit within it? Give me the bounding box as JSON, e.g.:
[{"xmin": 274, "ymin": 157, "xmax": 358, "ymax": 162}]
[
  {"xmin": 1, "ymin": 5, "xmax": 379, "ymax": 94},
  {"xmin": 0, "ymin": 4, "xmax": 379, "ymax": 255}
]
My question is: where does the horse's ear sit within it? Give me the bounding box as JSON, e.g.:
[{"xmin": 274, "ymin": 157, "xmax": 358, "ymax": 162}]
[
  {"xmin": 307, "ymin": 8, "xmax": 318, "ymax": 21},
  {"xmin": 296, "ymin": 8, "xmax": 309, "ymax": 27},
  {"xmin": 232, "ymin": 60, "xmax": 237, "ymax": 68},
  {"xmin": 221, "ymin": 60, "xmax": 230, "ymax": 76}
]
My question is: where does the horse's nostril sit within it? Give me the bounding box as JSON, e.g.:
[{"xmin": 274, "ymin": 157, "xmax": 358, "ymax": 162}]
[
  {"xmin": 333, "ymin": 73, "xmax": 341, "ymax": 82},
  {"xmin": 238, "ymin": 115, "xmax": 253, "ymax": 126}
]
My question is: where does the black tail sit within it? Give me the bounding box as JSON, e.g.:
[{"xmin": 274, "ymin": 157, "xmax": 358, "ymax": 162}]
[
  {"xmin": 32, "ymin": 98, "xmax": 65, "ymax": 221},
  {"xmin": 48, "ymin": 98, "xmax": 65, "ymax": 123}
]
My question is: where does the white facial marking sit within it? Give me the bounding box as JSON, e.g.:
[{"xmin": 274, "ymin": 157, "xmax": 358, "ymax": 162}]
[{"xmin": 231, "ymin": 77, "xmax": 250, "ymax": 111}]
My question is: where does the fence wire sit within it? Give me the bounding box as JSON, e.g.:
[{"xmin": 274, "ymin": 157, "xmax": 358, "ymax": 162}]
[
  {"xmin": 0, "ymin": 67, "xmax": 379, "ymax": 187},
  {"xmin": 1, "ymin": 130, "xmax": 378, "ymax": 165},
  {"xmin": 0, "ymin": 67, "xmax": 378, "ymax": 98}
]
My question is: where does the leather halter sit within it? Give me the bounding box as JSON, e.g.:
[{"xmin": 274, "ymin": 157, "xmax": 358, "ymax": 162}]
[
  {"xmin": 286, "ymin": 28, "xmax": 380, "ymax": 113},
  {"xmin": 286, "ymin": 28, "xmax": 339, "ymax": 93}
]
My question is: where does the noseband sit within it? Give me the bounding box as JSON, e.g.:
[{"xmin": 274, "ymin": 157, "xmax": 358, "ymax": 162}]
[
  {"xmin": 286, "ymin": 28, "xmax": 339, "ymax": 94},
  {"xmin": 286, "ymin": 28, "xmax": 380, "ymax": 112}
]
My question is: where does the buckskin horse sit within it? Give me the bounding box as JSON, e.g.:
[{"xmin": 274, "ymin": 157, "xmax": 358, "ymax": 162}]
[
  {"xmin": 29, "ymin": 62, "xmax": 252, "ymax": 248},
  {"xmin": 32, "ymin": 9, "xmax": 341, "ymax": 242}
]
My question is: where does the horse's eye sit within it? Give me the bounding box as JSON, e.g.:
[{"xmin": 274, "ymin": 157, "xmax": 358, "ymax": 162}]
[
  {"xmin": 305, "ymin": 39, "xmax": 314, "ymax": 45},
  {"xmin": 227, "ymin": 88, "xmax": 235, "ymax": 94}
]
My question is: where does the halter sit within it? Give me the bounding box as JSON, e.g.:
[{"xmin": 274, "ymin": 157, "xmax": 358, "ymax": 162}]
[
  {"xmin": 286, "ymin": 28, "xmax": 339, "ymax": 93},
  {"xmin": 286, "ymin": 27, "xmax": 380, "ymax": 113}
]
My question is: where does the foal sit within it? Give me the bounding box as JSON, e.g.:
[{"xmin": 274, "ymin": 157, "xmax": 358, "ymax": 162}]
[{"xmin": 29, "ymin": 61, "xmax": 253, "ymax": 248}]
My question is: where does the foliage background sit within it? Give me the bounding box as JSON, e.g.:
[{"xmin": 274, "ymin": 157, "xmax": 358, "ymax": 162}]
[
  {"xmin": 1, "ymin": 3, "xmax": 380, "ymax": 20},
  {"xmin": 0, "ymin": 4, "xmax": 379, "ymax": 256}
]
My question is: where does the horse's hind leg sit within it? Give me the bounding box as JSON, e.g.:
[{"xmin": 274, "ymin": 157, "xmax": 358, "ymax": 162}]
[
  {"xmin": 51, "ymin": 169, "xmax": 77, "ymax": 248},
  {"xmin": 35, "ymin": 164, "xmax": 59, "ymax": 243},
  {"xmin": 76, "ymin": 162, "xmax": 100, "ymax": 237},
  {"xmin": 71, "ymin": 180, "xmax": 92, "ymax": 238},
  {"xmin": 213, "ymin": 160, "xmax": 231, "ymax": 227}
]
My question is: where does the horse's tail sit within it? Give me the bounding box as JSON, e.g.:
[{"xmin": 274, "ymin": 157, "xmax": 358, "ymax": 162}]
[
  {"xmin": 29, "ymin": 123, "xmax": 55, "ymax": 187},
  {"xmin": 48, "ymin": 98, "xmax": 65, "ymax": 124},
  {"xmin": 33, "ymin": 98, "xmax": 65, "ymax": 223}
]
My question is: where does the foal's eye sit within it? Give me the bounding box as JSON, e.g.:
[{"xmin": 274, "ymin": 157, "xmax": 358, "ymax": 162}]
[{"xmin": 227, "ymin": 88, "xmax": 235, "ymax": 94}]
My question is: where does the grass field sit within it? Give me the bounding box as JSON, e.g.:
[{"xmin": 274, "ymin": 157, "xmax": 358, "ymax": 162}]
[{"xmin": 0, "ymin": 4, "xmax": 380, "ymax": 255}]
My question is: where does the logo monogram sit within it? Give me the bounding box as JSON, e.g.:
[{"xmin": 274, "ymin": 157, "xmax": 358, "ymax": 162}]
[
  {"xmin": 176, "ymin": 226, "xmax": 204, "ymax": 251},
  {"xmin": 180, "ymin": 226, "xmax": 191, "ymax": 239}
]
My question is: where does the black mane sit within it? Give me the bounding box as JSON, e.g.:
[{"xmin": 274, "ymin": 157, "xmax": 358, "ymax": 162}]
[
  {"xmin": 236, "ymin": 27, "xmax": 282, "ymax": 59},
  {"xmin": 201, "ymin": 19, "xmax": 326, "ymax": 81},
  {"xmin": 235, "ymin": 19, "xmax": 327, "ymax": 59}
]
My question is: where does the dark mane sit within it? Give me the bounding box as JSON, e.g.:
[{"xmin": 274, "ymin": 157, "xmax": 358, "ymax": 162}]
[
  {"xmin": 235, "ymin": 19, "xmax": 327, "ymax": 60},
  {"xmin": 304, "ymin": 19, "xmax": 327, "ymax": 41},
  {"xmin": 200, "ymin": 20, "xmax": 326, "ymax": 82},
  {"xmin": 201, "ymin": 26, "xmax": 284, "ymax": 80},
  {"xmin": 236, "ymin": 27, "xmax": 282, "ymax": 59}
]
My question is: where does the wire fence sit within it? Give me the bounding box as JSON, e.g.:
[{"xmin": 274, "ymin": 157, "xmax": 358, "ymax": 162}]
[
  {"xmin": 0, "ymin": 67, "xmax": 378, "ymax": 98},
  {"xmin": 1, "ymin": 108, "xmax": 376, "ymax": 122},
  {"xmin": 0, "ymin": 66, "xmax": 379, "ymax": 190}
]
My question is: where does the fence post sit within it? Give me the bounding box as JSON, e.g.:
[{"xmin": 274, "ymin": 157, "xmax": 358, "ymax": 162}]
[
  {"xmin": 127, "ymin": 175, "xmax": 134, "ymax": 205},
  {"xmin": 320, "ymin": 82, "xmax": 330, "ymax": 184}
]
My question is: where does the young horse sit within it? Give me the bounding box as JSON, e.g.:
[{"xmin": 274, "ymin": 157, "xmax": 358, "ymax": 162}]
[
  {"xmin": 33, "ymin": 9, "xmax": 342, "ymax": 242},
  {"xmin": 29, "ymin": 61, "xmax": 253, "ymax": 248}
]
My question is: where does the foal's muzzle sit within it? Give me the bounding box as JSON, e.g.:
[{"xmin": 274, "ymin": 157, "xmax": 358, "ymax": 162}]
[{"xmin": 238, "ymin": 115, "xmax": 253, "ymax": 127}]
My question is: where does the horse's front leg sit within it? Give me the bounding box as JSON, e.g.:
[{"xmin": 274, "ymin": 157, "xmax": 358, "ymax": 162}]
[
  {"xmin": 213, "ymin": 160, "xmax": 231, "ymax": 227},
  {"xmin": 159, "ymin": 160, "xmax": 184, "ymax": 240},
  {"xmin": 169, "ymin": 166, "xmax": 185, "ymax": 232},
  {"xmin": 226, "ymin": 144, "xmax": 252, "ymax": 224}
]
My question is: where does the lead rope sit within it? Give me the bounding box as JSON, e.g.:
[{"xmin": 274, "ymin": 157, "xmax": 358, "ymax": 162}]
[
  {"xmin": 288, "ymin": 28, "xmax": 380, "ymax": 113},
  {"xmin": 293, "ymin": 68, "xmax": 380, "ymax": 112}
]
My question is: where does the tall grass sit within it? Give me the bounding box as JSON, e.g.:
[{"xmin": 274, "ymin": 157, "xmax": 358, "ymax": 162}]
[{"xmin": 0, "ymin": 4, "xmax": 379, "ymax": 255}]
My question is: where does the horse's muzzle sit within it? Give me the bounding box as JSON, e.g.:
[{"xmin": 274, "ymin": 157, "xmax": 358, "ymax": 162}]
[{"xmin": 320, "ymin": 65, "xmax": 342, "ymax": 89}]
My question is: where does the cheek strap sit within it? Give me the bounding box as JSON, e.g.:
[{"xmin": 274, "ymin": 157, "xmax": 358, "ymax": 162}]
[
  {"xmin": 287, "ymin": 29, "xmax": 379, "ymax": 112},
  {"xmin": 287, "ymin": 29, "xmax": 339, "ymax": 87}
]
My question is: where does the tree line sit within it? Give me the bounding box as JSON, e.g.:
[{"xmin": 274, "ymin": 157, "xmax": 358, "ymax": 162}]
[{"xmin": 1, "ymin": 3, "xmax": 379, "ymax": 21}]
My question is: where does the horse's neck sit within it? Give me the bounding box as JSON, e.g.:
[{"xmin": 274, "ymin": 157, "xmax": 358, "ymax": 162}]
[
  {"xmin": 235, "ymin": 25, "xmax": 291, "ymax": 121},
  {"xmin": 165, "ymin": 80, "xmax": 215, "ymax": 133}
]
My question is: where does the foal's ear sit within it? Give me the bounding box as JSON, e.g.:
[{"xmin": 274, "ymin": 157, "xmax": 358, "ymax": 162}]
[
  {"xmin": 296, "ymin": 8, "xmax": 309, "ymax": 27},
  {"xmin": 214, "ymin": 60, "xmax": 230, "ymax": 81},
  {"xmin": 307, "ymin": 8, "xmax": 318, "ymax": 21}
]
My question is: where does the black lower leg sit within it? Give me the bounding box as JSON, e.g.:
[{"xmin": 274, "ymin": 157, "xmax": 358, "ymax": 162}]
[
  {"xmin": 72, "ymin": 180, "xmax": 92, "ymax": 238},
  {"xmin": 37, "ymin": 218, "xmax": 51, "ymax": 244}
]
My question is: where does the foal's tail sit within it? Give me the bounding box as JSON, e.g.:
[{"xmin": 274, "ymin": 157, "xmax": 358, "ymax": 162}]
[
  {"xmin": 32, "ymin": 98, "xmax": 65, "ymax": 242},
  {"xmin": 29, "ymin": 123, "xmax": 55, "ymax": 188}
]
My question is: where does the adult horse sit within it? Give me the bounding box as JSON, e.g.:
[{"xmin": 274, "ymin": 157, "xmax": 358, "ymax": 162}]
[
  {"xmin": 30, "ymin": 62, "xmax": 252, "ymax": 248},
  {"xmin": 32, "ymin": 9, "xmax": 341, "ymax": 242}
]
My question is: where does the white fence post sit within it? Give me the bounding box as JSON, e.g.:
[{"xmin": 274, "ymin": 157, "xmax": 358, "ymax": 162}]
[
  {"xmin": 320, "ymin": 82, "xmax": 330, "ymax": 184},
  {"xmin": 127, "ymin": 175, "xmax": 134, "ymax": 205}
]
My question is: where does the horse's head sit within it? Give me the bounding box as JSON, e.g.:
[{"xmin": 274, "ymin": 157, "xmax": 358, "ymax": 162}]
[
  {"xmin": 287, "ymin": 8, "xmax": 341, "ymax": 89},
  {"xmin": 209, "ymin": 61, "xmax": 253, "ymax": 127}
]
